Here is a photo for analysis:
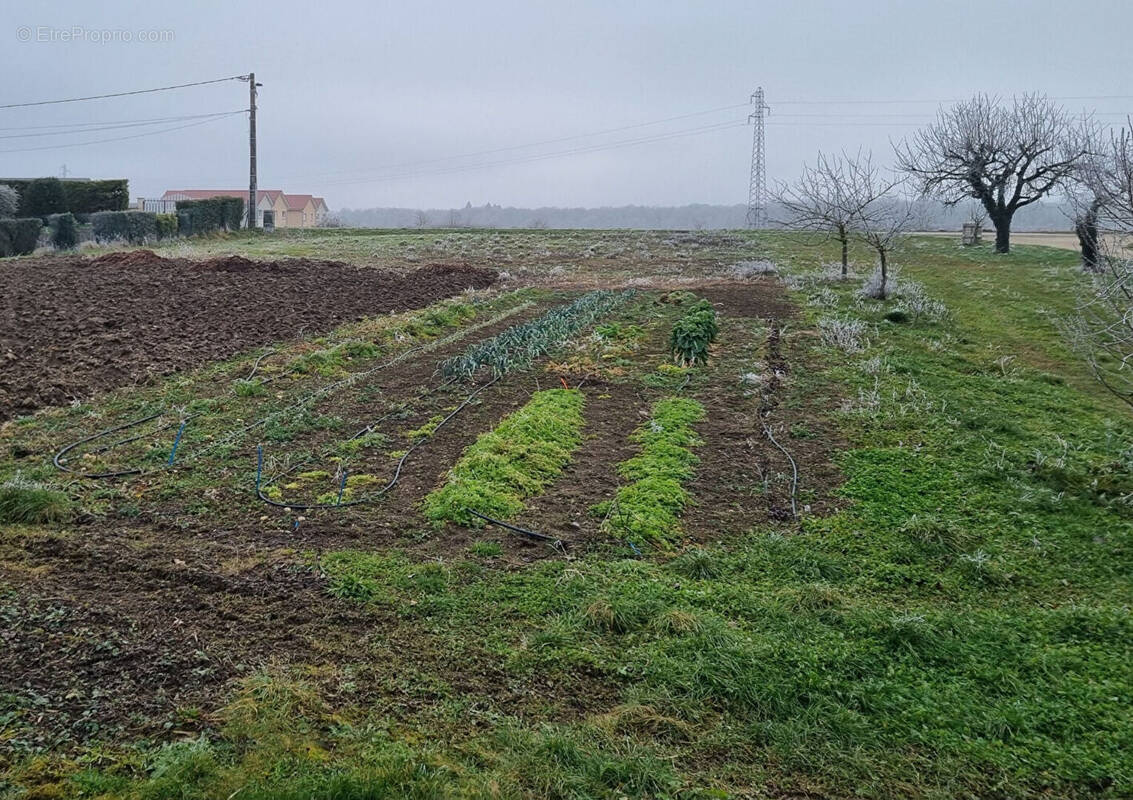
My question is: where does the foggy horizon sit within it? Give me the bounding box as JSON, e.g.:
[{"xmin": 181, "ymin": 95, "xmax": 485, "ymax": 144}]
[{"xmin": 3, "ymin": 0, "xmax": 1133, "ymax": 211}]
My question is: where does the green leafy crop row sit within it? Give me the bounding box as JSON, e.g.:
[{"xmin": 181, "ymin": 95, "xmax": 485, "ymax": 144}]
[
  {"xmin": 423, "ymin": 389, "xmax": 585, "ymax": 525},
  {"xmin": 600, "ymin": 396, "xmax": 705, "ymax": 546},
  {"xmin": 439, "ymin": 290, "xmax": 633, "ymax": 379}
]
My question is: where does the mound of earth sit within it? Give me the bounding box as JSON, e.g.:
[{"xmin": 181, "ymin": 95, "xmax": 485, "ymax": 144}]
[
  {"xmin": 88, "ymin": 249, "xmax": 169, "ymax": 267},
  {"xmin": 193, "ymin": 254, "xmax": 263, "ymax": 272}
]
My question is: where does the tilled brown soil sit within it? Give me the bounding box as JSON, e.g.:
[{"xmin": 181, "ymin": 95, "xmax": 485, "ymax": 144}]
[{"xmin": 0, "ymin": 253, "xmax": 496, "ymax": 422}]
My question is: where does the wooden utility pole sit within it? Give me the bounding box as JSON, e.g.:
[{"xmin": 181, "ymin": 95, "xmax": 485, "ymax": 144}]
[{"xmin": 244, "ymin": 72, "xmax": 260, "ymax": 229}]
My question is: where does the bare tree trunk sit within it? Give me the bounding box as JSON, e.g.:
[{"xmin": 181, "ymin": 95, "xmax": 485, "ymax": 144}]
[
  {"xmin": 878, "ymin": 248, "xmax": 888, "ymax": 297},
  {"xmin": 838, "ymin": 226, "xmax": 849, "ymax": 276},
  {"xmin": 992, "ymin": 213, "xmax": 1011, "ymax": 254},
  {"xmin": 1076, "ymin": 202, "xmax": 1101, "ymax": 272}
]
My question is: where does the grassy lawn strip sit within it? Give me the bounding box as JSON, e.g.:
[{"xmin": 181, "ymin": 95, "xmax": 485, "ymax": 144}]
[
  {"xmin": 423, "ymin": 388, "xmax": 585, "ymax": 526},
  {"xmin": 601, "ymin": 396, "xmax": 705, "ymax": 546}
]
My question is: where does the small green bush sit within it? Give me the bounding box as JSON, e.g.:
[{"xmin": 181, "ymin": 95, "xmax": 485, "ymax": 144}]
[
  {"xmin": 0, "ymin": 183, "xmax": 18, "ymax": 217},
  {"xmin": 668, "ymin": 298, "xmax": 718, "ymax": 366},
  {"xmin": 176, "ymin": 197, "xmax": 244, "ymax": 234},
  {"xmin": 21, "ymin": 177, "xmax": 67, "ymax": 217},
  {"xmin": 0, "ymin": 218, "xmax": 44, "ymax": 257},
  {"xmin": 48, "ymin": 212, "xmax": 78, "ymax": 250},
  {"xmin": 155, "ymin": 213, "xmax": 179, "ymax": 239}
]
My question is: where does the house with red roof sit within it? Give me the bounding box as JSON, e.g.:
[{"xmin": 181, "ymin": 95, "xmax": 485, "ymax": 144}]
[
  {"xmin": 282, "ymin": 194, "xmax": 329, "ymax": 228},
  {"xmin": 156, "ymin": 189, "xmax": 328, "ymax": 228}
]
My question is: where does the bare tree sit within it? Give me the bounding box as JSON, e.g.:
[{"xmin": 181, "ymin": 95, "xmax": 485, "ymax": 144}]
[
  {"xmin": 897, "ymin": 94, "xmax": 1089, "ymax": 253},
  {"xmin": 1064, "ymin": 118, "xmax": 1111, "ymax": 272},
  {"xmin": 414, "ymin": 210, "xmax": 430, "ymax": 228},
  {"xmin": 773, "ymin": 150, "xmax": 871, "ymax": 276},
  {"xmin": 848, "ymin": 156, "xmax": 916, "ymax": 299},
  {"xmin": 1064, "ymin": 123, "xmax": 1133, "ymax": 408}
]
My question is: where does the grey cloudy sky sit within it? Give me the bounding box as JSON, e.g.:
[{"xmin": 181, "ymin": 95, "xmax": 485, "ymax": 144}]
[{"xmin": 3, "ymin": 0, "xmax": 1133, "ymax": 210}]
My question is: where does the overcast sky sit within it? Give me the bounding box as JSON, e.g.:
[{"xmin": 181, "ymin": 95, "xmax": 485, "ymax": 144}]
[{"xmin": 3, "ymin": 0, "xmax": 1133, "ymax": 210}]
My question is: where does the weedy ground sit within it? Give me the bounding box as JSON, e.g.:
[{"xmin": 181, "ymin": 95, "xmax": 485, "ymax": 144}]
[{"xmin": 0, "ymin": 231, "xmax": 1129, "ymax": 799}]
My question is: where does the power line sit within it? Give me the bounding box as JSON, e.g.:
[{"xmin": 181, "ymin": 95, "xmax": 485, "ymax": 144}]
[
  {"xmin": 283, "ymin": 102, "xmax": 750, "ymax": 182},
  {"xmin": 0, "ymin": 75, "xmax": 246, "ymax": 110},
  {"xmin": 0, "ymin": 111, "xmax": 248, "ymax": 140},
  {"xmin": 774, "ymin": 93, "xmax": 1133, "ymax": 106},
  {"xmin": 0, "ymin": 112, "xmax": 249, "ymax": 132},
  {"xmin": 309, "ymin": 118, "xmax": 749, "ymax": 189},
  {"xmin": 0, "ymin": 111, "xmax": 246, "ymax": 154}
]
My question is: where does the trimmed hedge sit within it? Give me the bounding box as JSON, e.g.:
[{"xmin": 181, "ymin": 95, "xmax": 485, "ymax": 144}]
[
  {"xmin": 0, "ymin": 178, "xmax": 129, "ymax": 216},
  {"xmin": 0, "ymin": 218, "xmax": 44, "ymax": 257},
  {"xmin": 91, "ymin": 210, "xmax": 159, "ymax": 244},
  {"xmin": 63, "ymin": 180, "xmax": 129, "ymax": 214},
  {"xmin": 176, "ymin": 197, "xmax": 244, "ymax": 235},
  {"xmin": 22, "ymin": 178, "xmax": 67, "ymax": 217},
  {"xmin": 48, "ymin": 212, "xmax": 78, "ymax": 250},
  {"xmin": 155, "ymin": 213, "xmax": 178, "ymax": 239}
]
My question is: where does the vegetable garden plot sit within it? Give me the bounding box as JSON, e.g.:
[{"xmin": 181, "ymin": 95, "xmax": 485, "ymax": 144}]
[
  {"xmin": 0, "ymin": 270, "xmax": 853, "ymax": 776},
  {"xmin": 0, "ymin": 257, "xmax": 497, "ymax": 422},
  {"xmin": 423, "ymin": 388, "xmax": 586, "ymax": 526},
  {"xmin": 44, "ymin": 296, "xmax": 534, "ymax": 482},
  {"xmin": 251, "ymin": 291, "xmax": 635, "ymax": 512}
]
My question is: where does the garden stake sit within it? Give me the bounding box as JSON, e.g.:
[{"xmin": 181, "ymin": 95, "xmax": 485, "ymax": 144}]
[
  {"xmin": 336, "ymin": 470, "xmax": 349, "ymax": 506},
  {"xmin": 167, "ymin": 420, "xmax": 188, "ymax": 466}
]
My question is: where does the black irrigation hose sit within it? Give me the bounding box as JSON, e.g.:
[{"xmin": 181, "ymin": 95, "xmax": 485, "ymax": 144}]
[
  {"xmin": 50, "ymin": 303, "xmax": 530, "ymax": 481},
  {"xmin": 244, "ymin": 348, "xmax": 277, "ymax": 380},
  {"xmin": 257, "ymin": 375, "xmax": 461, "ymax": 489},
  {"xmin": 256, "ymin": 375, "xmax": 501, "ymax": 511},
  {"xmin": 53, "ymin": 412, "xmax": 163, "ymax": 478},
  {"xmin": 761, "ymin": 421, "xmax": 799, "ymax": 519},
  {"xmin": 56, "ymin": 336, "xmax": 454, "ymax": 481},
  {"xmin": 463, "ymin": 508, "xmax": 564, "ymax": 547}
]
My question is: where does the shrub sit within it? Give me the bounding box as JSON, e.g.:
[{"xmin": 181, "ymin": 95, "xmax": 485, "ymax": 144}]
[
  {"xmin": 0, "ymin": 184, "xmax": 18, "ymax": 217},
  {"xmin": 0, "ymin": 178, "xmax": 128, "ymax": 215},
  {"xmin": 0, "ymin": 218, "xmax": 44, "ymax": 257},
  {"xmin": 155, "ymin": 213, "xmax": 179, "ymax": 239},
  {"xmin": 730, "ymin": 259, "xmax": 778, "ymax": 278},
  {"xmin": 818, "ymin": 316, "xmax": 869, "ymax": 353},
  {"xmin": 176, "ymin": 197, "xmax": 244, "ymax": 235},
  {"xmin": 91, "ymin": 210, "xmax": 159, "ymax": 243},
  {"xmin": 61, "ymin": 179, "xmax": 129, "ymax": 214},
  {"xmin": 860, "ymin": 264, "xmax": 899, "ymax": 300},
  {"xmin": 895, "ymin": 279, "xmax": 948, "ymax": 323},
  {"xmin": 21, "ymin": 177, "xmax": 67, "ymax": 217},
  {"xmin": 669, "ymin": 299, "xmax": 718, "ymax": 366},
  {"xmin": 48, "ymin": 212, "xmax": 78, "ymax": 250}
]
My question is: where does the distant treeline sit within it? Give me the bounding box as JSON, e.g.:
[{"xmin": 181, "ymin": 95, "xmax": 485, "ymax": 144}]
[{"xmin": 336, "ymin": 200, "xmax": 1077, "ymax": 231}]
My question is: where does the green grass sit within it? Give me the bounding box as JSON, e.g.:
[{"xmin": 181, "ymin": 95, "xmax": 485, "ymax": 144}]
[
  {"xmin": 3, "ymin": 232, "xmax": 1131, "ymax": 799},
  {"xmin": 599, "ymin": 396, "xmax": 705, "ymax": 547},
  {"xmin": 423, "ymin": 388, "xmax": 585, "ymax": 526},
  {"xmin": 0, "ymin": 477, "xmax": 72, "ymax": 523}
]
